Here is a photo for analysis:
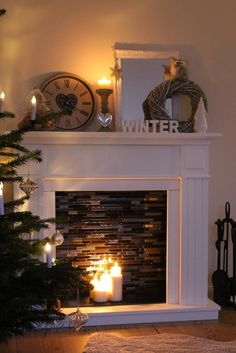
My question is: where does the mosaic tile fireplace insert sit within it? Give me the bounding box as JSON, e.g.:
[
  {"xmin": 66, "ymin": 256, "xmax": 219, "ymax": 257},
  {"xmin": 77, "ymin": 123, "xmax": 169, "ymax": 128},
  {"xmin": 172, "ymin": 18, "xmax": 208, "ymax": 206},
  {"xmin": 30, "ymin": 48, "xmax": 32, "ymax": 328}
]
[{"xmin": 56, "ymin": 190, "xmax": 167, "ymax": 306}]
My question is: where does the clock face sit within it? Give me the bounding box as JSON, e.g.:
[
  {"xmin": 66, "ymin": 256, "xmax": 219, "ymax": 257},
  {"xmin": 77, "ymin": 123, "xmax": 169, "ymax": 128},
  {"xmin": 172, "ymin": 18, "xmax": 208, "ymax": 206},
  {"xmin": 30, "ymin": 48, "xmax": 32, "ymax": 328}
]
[{"xmin": 41, "ymin": 74, "xmax": 96, "ymax": 130}]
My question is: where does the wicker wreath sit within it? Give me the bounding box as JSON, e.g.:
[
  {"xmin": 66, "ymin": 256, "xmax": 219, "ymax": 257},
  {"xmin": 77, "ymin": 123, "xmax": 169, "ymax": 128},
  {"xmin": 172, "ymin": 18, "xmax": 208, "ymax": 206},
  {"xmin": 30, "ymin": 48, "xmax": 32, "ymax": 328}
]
[{"xmin": 142, "ymin": 79, "xmax": 208, "ymax": 132}]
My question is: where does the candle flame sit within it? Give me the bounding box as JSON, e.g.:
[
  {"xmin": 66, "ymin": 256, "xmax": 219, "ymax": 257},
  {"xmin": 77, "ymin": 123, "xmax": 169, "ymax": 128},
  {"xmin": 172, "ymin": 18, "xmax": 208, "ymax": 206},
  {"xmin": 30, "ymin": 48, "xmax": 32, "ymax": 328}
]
[
  {"xmin": 111, "ymin": 262, "xmax": 122, "ymax": 276},
  {"xmin": 45, "ymin": 242, "xmax": 51, "ymax": 253},
  {"xmin": 0, "ymin": 91, "xmax": 5, "ymax": 100},
  {"xmin": 98, "ymin": 76, "xmax": 111, "ymax": 86},
  {"xmin": 31, "ymin": 95, "xmax": 37, "ymax": 105}
]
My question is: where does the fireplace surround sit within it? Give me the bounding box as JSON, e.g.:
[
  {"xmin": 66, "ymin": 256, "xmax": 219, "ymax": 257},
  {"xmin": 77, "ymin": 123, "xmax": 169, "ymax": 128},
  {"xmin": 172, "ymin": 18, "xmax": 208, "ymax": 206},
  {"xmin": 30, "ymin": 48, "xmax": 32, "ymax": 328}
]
[{"xmin": 18, "ymin": 131, "xmax": 220, "ymax": 325}]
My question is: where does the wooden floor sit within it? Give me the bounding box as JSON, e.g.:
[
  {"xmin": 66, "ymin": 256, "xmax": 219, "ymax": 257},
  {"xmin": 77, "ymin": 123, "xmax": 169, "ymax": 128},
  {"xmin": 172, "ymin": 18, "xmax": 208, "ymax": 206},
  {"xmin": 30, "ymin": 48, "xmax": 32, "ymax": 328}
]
[{"xmin": 1, "ymin": 308, "xmax": 236, "ymax": 353}]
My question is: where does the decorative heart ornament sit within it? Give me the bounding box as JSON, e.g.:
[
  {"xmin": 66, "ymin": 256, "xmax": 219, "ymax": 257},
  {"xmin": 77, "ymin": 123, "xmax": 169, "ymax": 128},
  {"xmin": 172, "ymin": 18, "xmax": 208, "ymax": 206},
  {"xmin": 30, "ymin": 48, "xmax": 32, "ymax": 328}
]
[
  {"xmin": 97, "ymin": 113, "xmax": 112, "ymax": 128},
  {"xmin": 56, "ymin": 93, "xmax": 78, "ymax": 111}
]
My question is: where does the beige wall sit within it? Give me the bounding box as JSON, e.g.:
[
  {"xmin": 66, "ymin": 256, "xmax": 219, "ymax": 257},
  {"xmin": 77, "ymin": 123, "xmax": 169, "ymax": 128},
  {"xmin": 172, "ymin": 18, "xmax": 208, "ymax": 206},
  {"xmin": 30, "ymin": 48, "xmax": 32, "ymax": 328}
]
[{"xmin": 1, "ymin": 0, "xmax": 236, "ymax": 278}]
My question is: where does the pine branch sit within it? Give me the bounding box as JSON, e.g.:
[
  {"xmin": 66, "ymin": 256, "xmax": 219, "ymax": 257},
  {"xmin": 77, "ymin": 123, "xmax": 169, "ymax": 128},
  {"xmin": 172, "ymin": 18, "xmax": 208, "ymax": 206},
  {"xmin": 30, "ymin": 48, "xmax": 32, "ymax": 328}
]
[
  {"xmin": 0, "ymin": 9, "xmax": 6, "ymax": 16},
  {"xmin": 0, "ymin": 129, "xmax": 24, "ymax": 146},
  {"xmin": 2, "ymin": 151, "xmax": 42, "ymax": 169},
  {"xmin": 1, "ymin": 212, "xmax": 53, "ymax": 229},
  {"xmin": 5, "ymin": 195, "xmax": 29, "ymax": 210},
  {"xmin": 0, "ymin": 111, "xmax": 14, "ymax": 119},
  {"xmin": 35, "ymin": 109, "xmax": 72, "ymax": 125},
  {"xmin": 0, "ymin": 211, "xmax": 54, "ymax": 229},
  {"xmin": 0, "ymin": 175, "xmax": 23, "ymax": 184},
  {"xmin": 0, "ymin": 151, "xmax": 21, "ymax": 158}
]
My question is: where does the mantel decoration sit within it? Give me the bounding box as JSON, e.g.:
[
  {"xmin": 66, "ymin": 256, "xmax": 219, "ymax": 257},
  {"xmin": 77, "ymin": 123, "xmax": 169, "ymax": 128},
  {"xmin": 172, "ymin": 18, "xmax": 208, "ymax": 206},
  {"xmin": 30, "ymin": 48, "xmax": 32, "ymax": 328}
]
[
  {"xmin": 19, "ymin": 177, "xmax": 38, "ymax": 196},
  {"xmin": 41, "ymin": 73, "xmax": 96, "ymax": 130},
  {"xmin": 143, "ymin": 57, "xmax": 208, "ymax": 132},
  {"xmin": 67, "ymin": 306, "xmax": 89, "ymax": 331},
  {"xmin": 19, "ymin": 162, "xmax": 38, "ymax": 197},
  {"xmin": 96, "ymin": 77, "xmax": 113, "ymax": 130}
]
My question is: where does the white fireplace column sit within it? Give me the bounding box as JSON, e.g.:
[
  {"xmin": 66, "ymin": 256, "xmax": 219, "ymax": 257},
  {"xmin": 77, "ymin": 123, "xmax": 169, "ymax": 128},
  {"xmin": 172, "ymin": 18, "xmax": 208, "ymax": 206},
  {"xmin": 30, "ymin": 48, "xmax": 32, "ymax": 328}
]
[
  {"xmin": 17, "ymin": 131, "xmax": 220, "ymax": 324},
  {"xmin": 180, "ymin": 177, "xmax": 209, "ymax": 305},
  {"xmin": 179, "ymin": 145, "xmax": 209, "ymax": 305}
]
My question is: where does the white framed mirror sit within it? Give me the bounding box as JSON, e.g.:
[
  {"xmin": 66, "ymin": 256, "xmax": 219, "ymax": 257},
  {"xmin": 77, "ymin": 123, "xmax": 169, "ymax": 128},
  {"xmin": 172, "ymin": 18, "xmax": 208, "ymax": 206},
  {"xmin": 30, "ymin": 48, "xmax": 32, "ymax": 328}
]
[{"xmin": 113, "ymin": 44, "xmax": 179, "ymax": 131}]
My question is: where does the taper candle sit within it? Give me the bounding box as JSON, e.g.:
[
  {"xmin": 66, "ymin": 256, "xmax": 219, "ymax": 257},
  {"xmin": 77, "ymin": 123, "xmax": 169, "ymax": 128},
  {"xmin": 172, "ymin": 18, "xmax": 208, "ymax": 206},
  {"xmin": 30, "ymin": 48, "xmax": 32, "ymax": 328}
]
[
  {"xmin": 31, "ymin": 96, "xmax": 37, "ymax": 121},
  {"xmin": 0, "ymin": 91, "xmax": 5, "ymax": 113},
  {"xmin": 45, "ymin": 242, "xmax": 52, "ymax": 268},
  {"xmin": 0, "ymin": 182, "xmax": 4, "ymax": 216}
]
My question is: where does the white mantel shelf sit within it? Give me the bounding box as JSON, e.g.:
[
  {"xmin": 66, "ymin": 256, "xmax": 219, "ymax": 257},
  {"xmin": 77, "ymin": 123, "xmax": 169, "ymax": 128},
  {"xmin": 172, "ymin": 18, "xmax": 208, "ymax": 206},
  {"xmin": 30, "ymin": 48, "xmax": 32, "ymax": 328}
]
[{"xmin": 23, "ymin": 131, "xmax": 221, "ymax": 146}]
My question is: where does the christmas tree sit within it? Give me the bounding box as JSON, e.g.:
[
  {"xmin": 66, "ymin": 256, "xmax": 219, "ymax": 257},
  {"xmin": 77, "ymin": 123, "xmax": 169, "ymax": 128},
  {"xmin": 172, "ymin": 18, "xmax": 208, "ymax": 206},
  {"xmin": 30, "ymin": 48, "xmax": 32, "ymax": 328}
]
[{"xmin": 0, "ymin": 9, "xmax": 81, "ymax": 341}]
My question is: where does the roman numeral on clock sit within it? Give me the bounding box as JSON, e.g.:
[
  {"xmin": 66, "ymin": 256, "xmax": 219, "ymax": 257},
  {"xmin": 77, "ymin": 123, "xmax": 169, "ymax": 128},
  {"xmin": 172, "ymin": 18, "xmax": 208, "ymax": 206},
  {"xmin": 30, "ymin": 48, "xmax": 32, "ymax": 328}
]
[
  {"xmin": 64, "ymin": 79, "xmax": 70, "ymax": 88},
  {"xmin": 80, "ymin": 110, "xmax": 89, "ymax": 116},
  {"xmin": 53, "ymin": 81, "xmax": 60, "ymax": 89},
  {"xmin": 45, "ymin": 90, "xmax": 53, "ymax": 96},
  {"xmin": 76, "ymin": 116, "xmax": 82, "ymax": 123},
  {"xmin": 65, "ymin": 118, "xmax": 71, "ymax": 129},
  {"xmin": 80, "ymin": 91, "xmax": 88, "ymax": 97}
]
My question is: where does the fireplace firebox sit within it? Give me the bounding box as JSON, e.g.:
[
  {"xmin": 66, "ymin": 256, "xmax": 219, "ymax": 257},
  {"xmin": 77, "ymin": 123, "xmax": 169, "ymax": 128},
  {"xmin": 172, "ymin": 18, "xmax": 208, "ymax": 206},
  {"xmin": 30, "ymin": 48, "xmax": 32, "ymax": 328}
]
[{"xmin": 56, "ymin": 190, "xmax": 167, "ymax": 306}]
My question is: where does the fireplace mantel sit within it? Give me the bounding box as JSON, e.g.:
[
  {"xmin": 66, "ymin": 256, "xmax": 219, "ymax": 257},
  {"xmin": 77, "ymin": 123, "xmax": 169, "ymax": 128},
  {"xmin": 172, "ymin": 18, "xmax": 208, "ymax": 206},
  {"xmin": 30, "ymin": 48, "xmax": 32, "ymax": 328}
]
[
  {"xmin": 23, "ymin": 131, "xmax": 220, "ymax": 145},
  {"xmin": 19, "ymin": 131, "xmax": 221, "ymax": 325}
]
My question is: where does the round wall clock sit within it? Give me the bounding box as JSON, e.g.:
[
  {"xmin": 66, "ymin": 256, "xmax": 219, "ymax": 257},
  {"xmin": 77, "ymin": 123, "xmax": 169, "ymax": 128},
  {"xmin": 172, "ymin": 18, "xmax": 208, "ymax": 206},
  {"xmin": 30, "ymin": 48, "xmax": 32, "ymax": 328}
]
[{"xmin": 41, "ymin": 73, "xmax": 96, "ymax": 130}]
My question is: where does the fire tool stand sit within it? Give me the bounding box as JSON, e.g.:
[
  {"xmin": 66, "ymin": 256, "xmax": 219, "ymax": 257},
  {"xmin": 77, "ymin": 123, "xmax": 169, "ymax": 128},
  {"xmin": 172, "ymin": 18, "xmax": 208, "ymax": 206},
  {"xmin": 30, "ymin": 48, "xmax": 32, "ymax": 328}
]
[{"xmin": 212, "ymin": 202, "xmax": 236, "ymax": 308}]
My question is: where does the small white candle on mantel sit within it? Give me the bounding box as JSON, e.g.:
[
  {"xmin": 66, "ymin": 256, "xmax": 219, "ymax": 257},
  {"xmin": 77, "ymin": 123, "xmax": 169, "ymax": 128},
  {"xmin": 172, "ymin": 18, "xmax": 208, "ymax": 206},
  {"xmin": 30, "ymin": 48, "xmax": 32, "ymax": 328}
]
[
  {"xmin": 97, "ymin": 76, "xmax": 111, "ymax": 89},
  {"xmin": 0, "ymin": 182, "xmax": 4, "ymax": 216},
  {"xmin": 109, "ymin": 262, "xmax": 123, "ymax": 302},
  {"xmin": 45, "ymin": 242, "xmax": 52, "ymax": 268},
  {"xmin": 31, "ymin": 96, "xmax": 37, "ymax": 121},
  {"xmin": 0, "ymin": 91, "xmax": 5, "ymax": 113}
]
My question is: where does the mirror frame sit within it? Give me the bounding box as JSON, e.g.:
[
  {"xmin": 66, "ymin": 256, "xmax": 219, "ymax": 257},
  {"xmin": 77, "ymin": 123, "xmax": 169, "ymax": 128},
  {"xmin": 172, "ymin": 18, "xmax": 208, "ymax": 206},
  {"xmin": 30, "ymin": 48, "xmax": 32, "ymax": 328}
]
[{"xmin": 113, "ymin": 46, "xmax": 180, "ymax": 131}]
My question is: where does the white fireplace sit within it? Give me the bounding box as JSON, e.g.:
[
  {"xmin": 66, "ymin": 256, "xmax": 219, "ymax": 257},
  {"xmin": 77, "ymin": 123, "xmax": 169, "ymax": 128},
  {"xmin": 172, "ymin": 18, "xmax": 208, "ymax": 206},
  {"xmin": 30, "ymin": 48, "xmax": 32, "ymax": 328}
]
[{"xmin": 18, "ymin": 131, "xmax": 220, "ymax": 325}]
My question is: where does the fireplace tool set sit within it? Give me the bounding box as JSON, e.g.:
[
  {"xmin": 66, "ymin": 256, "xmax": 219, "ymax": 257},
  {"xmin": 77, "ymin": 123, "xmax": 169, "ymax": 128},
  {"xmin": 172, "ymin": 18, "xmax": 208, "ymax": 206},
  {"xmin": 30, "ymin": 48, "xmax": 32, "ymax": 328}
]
[{"xmin": 212, "ymin": 202, "xmax": 236, "ymax": 308}]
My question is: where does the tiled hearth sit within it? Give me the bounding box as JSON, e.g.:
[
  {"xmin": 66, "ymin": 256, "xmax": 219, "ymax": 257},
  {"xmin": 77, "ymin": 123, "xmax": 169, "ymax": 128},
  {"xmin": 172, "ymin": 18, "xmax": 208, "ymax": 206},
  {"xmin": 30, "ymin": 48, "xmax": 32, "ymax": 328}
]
[{"xmin": 18, "ymin": 131, "xmax": 220, "ymax": 325}]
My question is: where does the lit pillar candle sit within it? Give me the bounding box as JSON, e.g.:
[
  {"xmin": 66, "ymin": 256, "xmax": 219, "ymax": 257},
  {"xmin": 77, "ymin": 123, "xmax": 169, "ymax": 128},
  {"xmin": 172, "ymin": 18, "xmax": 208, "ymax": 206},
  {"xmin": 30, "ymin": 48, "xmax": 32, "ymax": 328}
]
[
  {"xmin": 45, "ymin": 242, "xmax": 52, "ymax": 268},
  {"xmin": 92, "ymin": 273, "xmax": 110, "ymax": 303},
  {"xmin": 97, "ymin": 76, "xmax": 111, "ymax": 89},
  {"xmin": 0, "ymin": 91, "xmax": 5, "ymax": 113},
  {"xmin": 31, "ymin": 96, "xmax": 37, "ymax": 121},
  {"xmin": 110, "ymin": 262, "xmax": 123, "ymax": 302},
  {"xmin": 0, "ymin": 182, "xmax": 4, "ymax": 216}
]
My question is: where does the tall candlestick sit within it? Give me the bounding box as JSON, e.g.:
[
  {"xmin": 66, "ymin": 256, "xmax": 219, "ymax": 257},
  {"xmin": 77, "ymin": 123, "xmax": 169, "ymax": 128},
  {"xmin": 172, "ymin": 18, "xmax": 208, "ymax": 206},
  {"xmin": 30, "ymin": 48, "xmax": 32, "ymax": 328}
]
[
  {"xmin": 96, "ymin": 77, "xmax": 113, "ymax": 116},
  {"xmin": 31, "ymin": 96, "xmax": 37, "ymax": 121},
  {"xmin": 45, "ymin": 242, "xmax": 52, "ymax": 268},
  {"xmin": 0, "ymin": 91, "xmax": 5, "ymax": 113},
  {"xmin": 0, "ymin": 182, "xmax": 4, "ymax": 216}
]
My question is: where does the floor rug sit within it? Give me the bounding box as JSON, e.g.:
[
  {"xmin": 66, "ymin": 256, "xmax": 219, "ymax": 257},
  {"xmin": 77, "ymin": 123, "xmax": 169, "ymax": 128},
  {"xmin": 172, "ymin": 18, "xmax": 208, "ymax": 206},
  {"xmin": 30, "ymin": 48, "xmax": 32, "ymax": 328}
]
[{"xmin": 83, "ymin": 332, "xmax": 236, "ymax": 353}]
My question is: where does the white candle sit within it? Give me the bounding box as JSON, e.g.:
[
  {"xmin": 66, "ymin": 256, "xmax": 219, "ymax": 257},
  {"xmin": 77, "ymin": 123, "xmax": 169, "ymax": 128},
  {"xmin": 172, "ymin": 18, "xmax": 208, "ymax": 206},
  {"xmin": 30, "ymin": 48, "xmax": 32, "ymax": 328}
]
[
  {"xmin": 45, "ymin": 242, "xmax": 52, "ymax": 268},
  {"xmin": 31, "ymin": 96, "xmax": 37, "ymax": 121},
  {"xmin": 92, "ymin": 274, "xmax": 110, "ymax": 302},
  {"xmin": 110, "ymin": 262, "xmax": 123, "ymax": 302},
  {"xmin": 97, "ymin": 76, "xmax": 111, "ymax": 89},
  {"xmin": 0, "ymin": 91, "xmax": 5, "ymax": 113},
  {"xmin": 93, "ymin": 289, "xmax": 108, "ymax": 303},
  {"xmin": 0, "ymin": 182, "xmax": 4, "ymax": 216}
]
